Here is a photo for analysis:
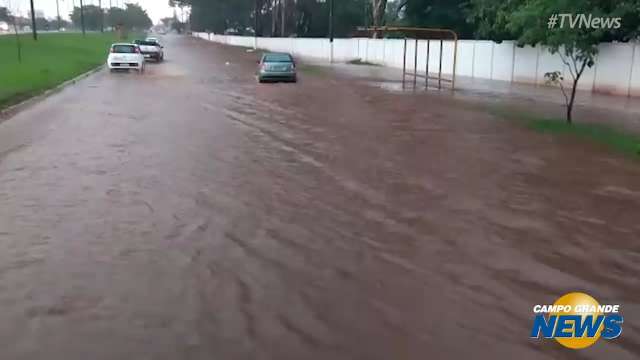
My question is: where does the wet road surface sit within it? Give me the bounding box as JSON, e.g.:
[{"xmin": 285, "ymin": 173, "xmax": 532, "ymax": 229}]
[{"xmin": 1, "ymin": 35, "xmax": 639, "ymax": 359}]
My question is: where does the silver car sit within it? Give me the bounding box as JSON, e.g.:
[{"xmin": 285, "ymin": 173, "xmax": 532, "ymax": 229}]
[{"xmin": 257, "ymin": 53, "xmax": 297, "ymax": 83}]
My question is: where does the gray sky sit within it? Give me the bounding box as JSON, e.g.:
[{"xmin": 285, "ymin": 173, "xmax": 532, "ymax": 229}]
[{"xmin": 1, "ymin": 0, "xmax": 174, "ymax": 23}]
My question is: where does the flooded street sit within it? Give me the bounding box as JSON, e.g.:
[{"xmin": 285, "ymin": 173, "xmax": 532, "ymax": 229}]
[{"xmin": 1, "ymin": 35, "xmax": 639, "ymax": 359}]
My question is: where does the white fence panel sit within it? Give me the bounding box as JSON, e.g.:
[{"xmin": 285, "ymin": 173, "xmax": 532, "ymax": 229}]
[
  {"xmin": 473, "ymin": 41, "xmax": 493, "ymax": 79},
  {"xmin": 492, "ymin": 42, "xmax": 515, "ymax": 81},
  {"xmin": 594, "ymin": 43, "xmax": 635, "ymax": 96},
  {"xmin": 455, "ymin": 41, "xmax": 475, "ymax": 77},
  {"xmin": 333, "ymin": 39, "xmax": 358, "ymax": 62},
  {"xmin": 629, "ymin": 44, "xmax": 640, "ymax": 97},
  {"xmin": 513, "ymin": 46, "xmax": 538, "ymax": 84},
  {"xmin": 536, "ymin": 47, "xmax": 567, "ymax": 86}
]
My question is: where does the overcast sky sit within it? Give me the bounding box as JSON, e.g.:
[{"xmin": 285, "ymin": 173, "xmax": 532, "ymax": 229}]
[{"xmin": 1, "ymin": 0, "xmax": 174, "ymax": 23}]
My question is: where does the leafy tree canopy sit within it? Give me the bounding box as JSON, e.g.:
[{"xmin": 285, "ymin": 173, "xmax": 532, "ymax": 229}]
[
  {"xmin": 467, "ymin": 0, "xmax": 640, "ymax": 122},
  {"xmin": 70, "ymin": 4, "xmax": 152, "ymax": 31},
  {"xmin": 0, "ymin": 6, "xmax": 10, "ymax": 22}
]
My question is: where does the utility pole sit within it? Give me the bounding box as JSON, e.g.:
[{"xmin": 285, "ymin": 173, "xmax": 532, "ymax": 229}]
[
  {"xmin": 271, "ymin": 0, "xmax": 276, "ymax": 36},
  {"xmin": 79, "ymin": 0, "xmax": 86, "ymax": 36},
  {"xmin": 29, "ymin": 0, "xmax": 37, "ymax": 40},
  {"xmin": 329, "ymin": 0, "xmax": 334, "ymax": 63},
  {"xmin": 99, "ymin": 0, "xmax": 104, "ymax": 32},
  {"xmin": 56, "ymin": 0, "xmax": 61, "ymax": 30}
]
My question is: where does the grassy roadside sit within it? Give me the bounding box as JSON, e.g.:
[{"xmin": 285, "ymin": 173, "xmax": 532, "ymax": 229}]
[
  {"xmin": 0, "ymin": 32, "xmax": 129, "ymax": 110},
  {"xmin": 492, "ymin": 108, "xmax": 640, "ymax": 159}
]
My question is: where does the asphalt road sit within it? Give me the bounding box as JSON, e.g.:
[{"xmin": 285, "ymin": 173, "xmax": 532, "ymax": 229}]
[{"xmin": 1, "ymin": 35, "xmax": 639, "ymax": 360}]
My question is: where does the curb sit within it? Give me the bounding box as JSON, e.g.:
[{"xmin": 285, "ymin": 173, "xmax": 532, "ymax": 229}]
[{"xmin": 0, "ymin": 65, "xmax": 105, "ymax": 122}]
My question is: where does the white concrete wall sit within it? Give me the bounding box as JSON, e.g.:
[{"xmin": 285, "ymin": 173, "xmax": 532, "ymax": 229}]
[
  {"xmin": 472, "ymin": 41, "xmax": 493, "ymax": 79},
  {"xmin": 193, "ymin": 33, "xmax": 640, "ymax": 97},
  {"xmin": 594, "ymin": 43, "xmax": 635, "ymax": 96},
  {"xmin": 455, "ymin": 40, "xmax": 475, "ymax": 77},
  {"xmin": 491, "ymin": 41, "xmax": 515, "ymax": 82},
  {"xmin": 513, "ymin": 46, "xmax": 539, "ymax": 84},
  {"xmin": 629, "ymin": 43, "xmax": 640, "ymax": 97}
]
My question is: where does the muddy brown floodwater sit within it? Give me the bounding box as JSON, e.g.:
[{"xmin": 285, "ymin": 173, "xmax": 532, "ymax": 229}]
[{"xmin": 0, "ymin": 35, "xmax": 639, "ymax": 360}]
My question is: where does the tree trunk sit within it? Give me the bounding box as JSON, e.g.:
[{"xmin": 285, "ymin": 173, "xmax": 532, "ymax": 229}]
[
  {"xmin": 566, "ymin": 78, "xmax": 579, "ymax": 124},
  {"xmin": 281, "ymin": 0, "xmax": 286, "ymax": 37},
  {"xmin": 254, "ymin": 0, "xmax": 260, "ymax": 37},
  {"xmin": 271, "ymin": 0, "xmax": 277, "ymax": 36},
  {"xmin": 566, "ymin": 59, "xmax": 588, "ymax": 124},
  {"xmin": 371, "ymin": 0, "xmax": 388, "ymax": 38},
  {"xmin": 372, "ymin": 0, "xmax": 387, "ymax": 27}
]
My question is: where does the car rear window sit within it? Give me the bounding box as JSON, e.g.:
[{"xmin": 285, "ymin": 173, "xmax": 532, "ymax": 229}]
[
  {"xmin": 264, "ymin": 54, "xmax": 293, "ymax": 63},
  {"xmin": 112, "ymin": 45, "xmax": 137, "ymax": 53},
  {"xmin": 135, "ymin": 40, "xmax": 158, "ymax": 46}
]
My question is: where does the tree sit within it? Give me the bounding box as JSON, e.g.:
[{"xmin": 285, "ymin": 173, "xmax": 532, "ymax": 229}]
[
  {"xmin": 394, "ymin": 0, "xmax": 474, "ymax": 38},
  {"xmin": 371, "ymin": 0, "xmax": 387, "ymax": 27},
  {"xmin": 468, "ymin": 0, "xmax": 640, "ymax": 123},
  {"xmin": 122, "ymin": 3, "xmax": 153, "ymax": 30},
  {"xmin": 70, "ymin": 5, "xmax": 103, "ymax": 30},
  {"xmin": 185, "ymin": 0, "xmax": 253, "ymax": 34},
  {"xmin": 106, "ymin": 7, "xmax": 126, "ymax": 28},
  {"xmin": 295, "ymin": 0, "xmax": 368, "ymax": 37},
  {"xmin": 183, "ymin": 0, "xmax": 369, "ymax": 37},
  {"xmin": 105, "ymin": 4, "xmax": 152, "ymax": 30},
  {"xmin": 35, "ymin": 17, "xmax": 51, "ymax": 31},
  {"xmin": 160, "ymin": 17, "xmax": 173, "ymax": 27},
  {"xmin": 170, "ymin": 9, "xmax": 186, "ymax": 33},
  {"xmin": 0, "ymin": 7, "xmax": 10, "ymax": 22}
]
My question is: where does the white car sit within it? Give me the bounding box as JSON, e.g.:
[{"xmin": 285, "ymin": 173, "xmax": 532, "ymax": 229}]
[
  {"xmin": 107, "ymin": 43, "xmax": 145, "ymax": 73},
  {"xmin": 134, "ymin": 38, "xmax": 164, "ymax": 62}
]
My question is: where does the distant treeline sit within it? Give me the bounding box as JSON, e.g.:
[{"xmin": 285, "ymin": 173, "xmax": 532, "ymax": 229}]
[
  {"xmin": 0, "ymin": 4, "xmax": 152, "ymax": 32},
  {"xmin": 171, "ymin": 0, "xmax": 640, "ymax": 41}
]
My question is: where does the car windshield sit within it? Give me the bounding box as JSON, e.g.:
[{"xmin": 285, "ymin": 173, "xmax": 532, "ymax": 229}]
[
  {"xmin": 263, "ymin": 54, "xmax": 292, "ymax": 63},
  {"xmin": 112, "ymin": 45, "xmax": 137, "ymax": 53}
]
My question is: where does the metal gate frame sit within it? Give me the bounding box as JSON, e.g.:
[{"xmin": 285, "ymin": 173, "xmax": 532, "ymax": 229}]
[{"xmin": 355, "ymin": 26, "xmax": 458, "ymax": 90}]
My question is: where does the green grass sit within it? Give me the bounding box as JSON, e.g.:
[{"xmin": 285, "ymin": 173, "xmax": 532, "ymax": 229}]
[
  {"xmin": 491, "ymin": 107, "xmax": 640, "ymax": 159},
  {"xmin": 527, "ymin": 118, "xmax": 640, "ymax": 157},
  {"xmin": 0, "ymin": 32, "xmax": 130, "ymax": 109}
]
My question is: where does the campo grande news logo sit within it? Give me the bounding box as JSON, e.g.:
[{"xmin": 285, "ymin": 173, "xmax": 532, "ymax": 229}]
[{"xmin": 530, "ymin": 292, "xmax": 623, "ymax": 349}]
